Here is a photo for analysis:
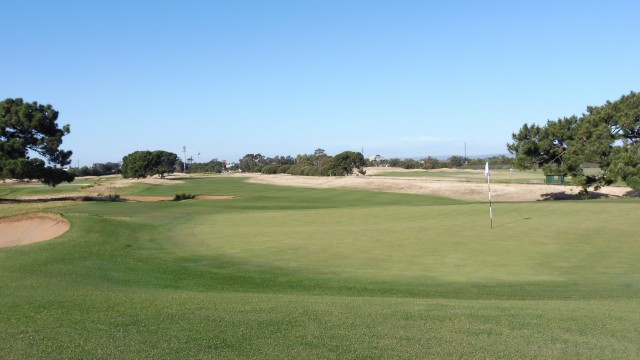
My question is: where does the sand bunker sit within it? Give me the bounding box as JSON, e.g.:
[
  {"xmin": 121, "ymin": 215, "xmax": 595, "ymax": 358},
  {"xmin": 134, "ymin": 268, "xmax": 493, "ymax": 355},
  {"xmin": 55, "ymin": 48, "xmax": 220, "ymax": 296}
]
[
  {"xmin": 245, "ymin": 172, "xmax": 635, "ymax": 202},
  {"xmin": 194, "ymin": 195, "xmax": 234, "ymax": 200},
  {"xmin": 0, "ymin": 213, "xmax": 70, "ymax": 248},
  {"xmin": 122, "ymin": 196, "xmax": 174, "ymax": 202}
]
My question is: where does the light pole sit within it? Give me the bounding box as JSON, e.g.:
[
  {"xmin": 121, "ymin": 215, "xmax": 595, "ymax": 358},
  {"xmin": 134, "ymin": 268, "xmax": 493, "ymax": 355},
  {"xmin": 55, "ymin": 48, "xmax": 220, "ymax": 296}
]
[
  {"xmin": 464, "ymin": 142, "xmax": 467, "ymax": 168},
  {"xmin": 182, "ymin": 146, "xmax": 187, "ymax": 173}
]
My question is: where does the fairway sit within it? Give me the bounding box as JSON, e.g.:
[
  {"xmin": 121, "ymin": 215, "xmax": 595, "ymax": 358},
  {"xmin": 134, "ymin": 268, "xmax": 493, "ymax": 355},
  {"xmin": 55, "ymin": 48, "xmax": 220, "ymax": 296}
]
[{"xmin": 1, "ymin": 176, "xmax": 639, "ymax": 358}]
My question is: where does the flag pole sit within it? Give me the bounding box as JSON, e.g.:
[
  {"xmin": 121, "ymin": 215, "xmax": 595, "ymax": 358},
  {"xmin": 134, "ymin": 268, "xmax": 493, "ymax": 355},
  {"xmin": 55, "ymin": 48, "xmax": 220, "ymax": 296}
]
[{"xmin": 485, "ymin": 162, "xmax": 493, "ymax": 229}]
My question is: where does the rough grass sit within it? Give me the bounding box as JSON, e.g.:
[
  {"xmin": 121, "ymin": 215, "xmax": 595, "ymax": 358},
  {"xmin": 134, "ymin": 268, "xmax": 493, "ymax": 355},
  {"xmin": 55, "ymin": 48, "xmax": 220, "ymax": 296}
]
[
  {"xmin": 0, "ymin": 181, "xmax": 88, "ymax": 198},
  {"xmin": 372, "ymin": 168, "xmax": 546, "ymax": 184},
  {"xmin": 1, "ymin": 176, "xmax": 639, "ymax": 359}
]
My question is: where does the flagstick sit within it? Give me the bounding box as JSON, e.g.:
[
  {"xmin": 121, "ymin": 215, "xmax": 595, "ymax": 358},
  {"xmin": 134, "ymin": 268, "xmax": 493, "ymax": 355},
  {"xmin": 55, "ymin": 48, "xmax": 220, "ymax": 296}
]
[
  {"xmin": 487, "ymin": 172, "xmax": 493, "ymax": 229},
  {"xmin": 485, "ymin": 162, "xmax": 493, "ymax": 229}
]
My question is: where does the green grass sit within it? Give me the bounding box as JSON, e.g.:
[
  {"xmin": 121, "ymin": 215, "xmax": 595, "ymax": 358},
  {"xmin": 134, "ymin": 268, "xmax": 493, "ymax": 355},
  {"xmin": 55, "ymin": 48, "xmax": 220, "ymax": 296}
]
[{"xmin": 1, "ymin": 176, "xmax": 639, "ymax": 358}]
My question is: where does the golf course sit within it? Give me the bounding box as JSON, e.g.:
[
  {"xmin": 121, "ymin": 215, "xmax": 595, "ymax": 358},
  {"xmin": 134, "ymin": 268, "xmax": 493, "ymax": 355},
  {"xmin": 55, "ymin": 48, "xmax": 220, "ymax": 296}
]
[{"xmin": 1, "ymin": 172, "xmax": 639, "ymax": 359}]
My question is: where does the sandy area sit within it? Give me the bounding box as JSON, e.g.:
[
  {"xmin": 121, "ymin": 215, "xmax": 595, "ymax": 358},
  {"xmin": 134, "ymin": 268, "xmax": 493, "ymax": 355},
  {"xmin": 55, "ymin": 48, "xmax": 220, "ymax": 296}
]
[
  {"xmin": 0, "ymin": 213, "xmax": 70, "ymax": 248},
  {"xmin": 88, "ymin": 177, "xmax": 180, "ymax": 192},
  {"xmin": 9, "ymin": 176, "xmax": 183, "ymax": 201},
  {"xmin": 194, "ymin": 195, "xmax": 235, "ymax": 200},
  {"xmin": 245, "ymin": 169, "xmax": 636, "ymax": 202},
  {"xmin": 122, "ymin": 196, "xmax": 174, "ymax": 202}
]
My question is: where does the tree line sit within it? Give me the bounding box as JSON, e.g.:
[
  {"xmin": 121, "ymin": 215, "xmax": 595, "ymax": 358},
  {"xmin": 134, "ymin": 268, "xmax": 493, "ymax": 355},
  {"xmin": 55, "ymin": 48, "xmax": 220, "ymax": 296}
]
[
  {"xmin": 0, "ymin": 97, "xmax": 514, "ymax": 185},
  {"xmin": 68, "ymin": 162, "xmax": 122, "ymax": 177},
  {"xmin": 67, "ymin": 152, "xmax": 513, "ymax": 180},
  {"xmin": 6, "ymin": 92, "xmax": 639, "ymax": 194},
  {"xmin": 68, "ymin": 158, "xmax": 228, "ymax": 178},
  {"xmin": 235, "ymin": 151, "xmax": 513, "ymax": 175},
  {"xmin": 182, "ymin": 159, "xmax": 226, "ymax": 174},
  {"xmin": 238, "ymin": 150, "xmax": 366, "ymax": 176},
  {"xmin": 379, "ymin": 155, "xmax": 513, "ymax": 170}
]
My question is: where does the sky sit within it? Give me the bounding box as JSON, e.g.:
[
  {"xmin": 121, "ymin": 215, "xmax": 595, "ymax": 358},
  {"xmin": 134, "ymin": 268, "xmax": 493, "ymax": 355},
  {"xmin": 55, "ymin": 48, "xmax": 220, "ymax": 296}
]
[{"xmin": 2, "ymin": 0, "xmax": 639, "ymax": 165}]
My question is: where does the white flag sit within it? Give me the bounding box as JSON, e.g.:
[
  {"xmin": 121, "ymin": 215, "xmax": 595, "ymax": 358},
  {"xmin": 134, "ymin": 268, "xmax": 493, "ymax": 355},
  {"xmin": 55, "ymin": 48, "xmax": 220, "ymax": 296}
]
[{"xmin": 485, "ymin": 161, "xmax": 493, "ymax": 229}]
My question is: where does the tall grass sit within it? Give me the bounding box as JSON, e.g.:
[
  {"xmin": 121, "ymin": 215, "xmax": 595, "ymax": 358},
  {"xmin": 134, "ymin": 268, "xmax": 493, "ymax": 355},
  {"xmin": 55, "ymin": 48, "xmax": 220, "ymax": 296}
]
[{"xmin": 372, "ymin": 168, "xmax": 546, "ymax": 184}]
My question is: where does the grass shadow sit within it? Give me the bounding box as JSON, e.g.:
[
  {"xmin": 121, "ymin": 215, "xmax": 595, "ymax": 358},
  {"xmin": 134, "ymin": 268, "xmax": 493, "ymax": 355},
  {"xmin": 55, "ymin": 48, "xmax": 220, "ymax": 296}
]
[
  {"xmin": 540, "ymin": 191, "xmax": 612, "ymax": 201},
  {"xmin": 493, "ymin": 217, "xmax": 532, "ymax": 229},
  {"xmin": 0, "ymin": 196, "xmax": 124, "ymax": 204}
]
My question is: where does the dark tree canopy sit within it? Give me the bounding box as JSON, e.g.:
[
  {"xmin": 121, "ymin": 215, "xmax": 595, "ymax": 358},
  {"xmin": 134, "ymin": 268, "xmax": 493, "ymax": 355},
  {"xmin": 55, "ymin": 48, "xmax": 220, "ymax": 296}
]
[
  {"xmin": 447, "ymin": 155, "xmax": 468, "ymax": 168},
  {"xmin": 0, "ymin": 98, "xmax": 74, "ymax": 186},
  {"xmin": 329, "ymin": 151, "xmax": 366, "ymax": 176},
  {"xmin": 507, "ymin": 116, "xmax": 581, "ymax": 175},
  {"xmin": 239, "ymin": 153, "xmax": 266, "ymax": 173},
  {"xmin": 122, "ymin": 150, "xmax": 178, "ymax": 179},
  {"xmin": 182, "ymin": 159, "xmax": 226, "ymax": 174},
  {"xmin": 508, "ymin": 91, "xmax": 640, "ymax": 194}
]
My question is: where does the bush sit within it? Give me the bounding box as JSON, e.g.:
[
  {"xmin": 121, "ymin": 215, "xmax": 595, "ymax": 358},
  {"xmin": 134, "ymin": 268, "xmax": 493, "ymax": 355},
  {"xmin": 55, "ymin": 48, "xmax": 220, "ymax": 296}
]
[
  {"xmin": 174, "ymin": 193, "xmax": 195, "ymax": 201},
  {"xmin": 287, "ymin": 165, "xmax": 303, "ymax": 175},
  {"xmin": 276, "ymin": 165, "xmax": 291, "ymax": 174},
  {"xmin": 261, "ymin": 164, "xmax": 279, "ymax": 174}
]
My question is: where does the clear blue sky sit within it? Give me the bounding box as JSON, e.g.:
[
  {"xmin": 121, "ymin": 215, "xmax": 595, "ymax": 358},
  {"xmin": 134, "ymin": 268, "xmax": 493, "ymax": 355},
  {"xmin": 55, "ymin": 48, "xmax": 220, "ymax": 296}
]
[{"xmin": 2, "ymin": 0, "xmax": 639, "ymax": 165}]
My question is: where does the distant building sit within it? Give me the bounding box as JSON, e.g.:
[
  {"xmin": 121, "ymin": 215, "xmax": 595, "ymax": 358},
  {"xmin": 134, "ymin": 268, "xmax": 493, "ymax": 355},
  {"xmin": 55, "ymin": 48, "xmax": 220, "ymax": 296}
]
[{"xmin": 368, "ymin": 155, "xmax": 382, "ymax": 162}]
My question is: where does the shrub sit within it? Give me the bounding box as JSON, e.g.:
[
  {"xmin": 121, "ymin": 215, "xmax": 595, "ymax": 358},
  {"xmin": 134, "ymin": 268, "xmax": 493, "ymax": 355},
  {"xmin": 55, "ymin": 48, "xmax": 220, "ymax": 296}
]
[
  {"xmin": 174, "ymin": 193, "xmax": 195, "ymax": 201},
  {"xmin": 276, "ymin": 165, "xmax": 291, "ymax": 174},
  {"xmin": 261, "ymin": 164, "xmax": 279, "ymax": 174}
]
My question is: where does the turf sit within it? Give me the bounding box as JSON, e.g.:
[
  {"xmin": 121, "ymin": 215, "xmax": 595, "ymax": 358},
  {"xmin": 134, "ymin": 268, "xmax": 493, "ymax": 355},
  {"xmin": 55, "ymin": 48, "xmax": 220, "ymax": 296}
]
[{"xmin": 1, "ymin": 176, "xmax": 639, "ymax": 359}]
